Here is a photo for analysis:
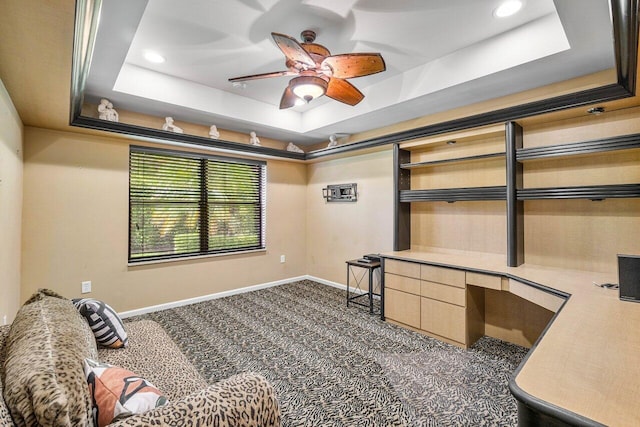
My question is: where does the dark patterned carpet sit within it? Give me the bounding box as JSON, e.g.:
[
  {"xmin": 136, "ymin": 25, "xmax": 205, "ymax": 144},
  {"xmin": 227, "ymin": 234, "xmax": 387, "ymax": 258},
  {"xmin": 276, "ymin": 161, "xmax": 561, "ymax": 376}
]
[{"xmin": 134, "ymin": 280, "xmax": 528, "ymax": 426}]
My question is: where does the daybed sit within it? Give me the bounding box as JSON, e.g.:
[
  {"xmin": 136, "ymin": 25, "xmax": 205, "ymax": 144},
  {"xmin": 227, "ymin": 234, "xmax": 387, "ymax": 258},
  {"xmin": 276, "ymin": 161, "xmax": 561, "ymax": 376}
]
[{"xmin": 0, "ymin": 289, "xmax": 281, "ymax": 426}]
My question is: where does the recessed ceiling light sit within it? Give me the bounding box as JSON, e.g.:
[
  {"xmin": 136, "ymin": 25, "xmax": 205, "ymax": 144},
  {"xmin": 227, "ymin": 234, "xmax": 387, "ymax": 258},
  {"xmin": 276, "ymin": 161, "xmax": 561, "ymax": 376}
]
[
  {"xmin": 494, "ymin": 0, "xmax": 523, "ymax": 18},
  {"xmin": 143, "ymin": 50, "xmax": 165, "ymax": 64}
]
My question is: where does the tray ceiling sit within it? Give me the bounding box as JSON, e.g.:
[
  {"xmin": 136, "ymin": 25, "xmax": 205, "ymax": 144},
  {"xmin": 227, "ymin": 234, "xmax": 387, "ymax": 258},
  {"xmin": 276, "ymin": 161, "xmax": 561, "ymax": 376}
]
[{"xmin": 84, "ymin": 0, "xmax": 615, "ymax": 145}]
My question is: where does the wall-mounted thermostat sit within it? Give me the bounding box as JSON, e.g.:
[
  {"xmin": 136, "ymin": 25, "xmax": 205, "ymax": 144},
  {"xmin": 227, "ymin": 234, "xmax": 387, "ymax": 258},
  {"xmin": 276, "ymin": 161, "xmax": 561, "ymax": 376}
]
[{"xmin": 322, "ymin": 183, "xmax": 357, "ymax": 202}]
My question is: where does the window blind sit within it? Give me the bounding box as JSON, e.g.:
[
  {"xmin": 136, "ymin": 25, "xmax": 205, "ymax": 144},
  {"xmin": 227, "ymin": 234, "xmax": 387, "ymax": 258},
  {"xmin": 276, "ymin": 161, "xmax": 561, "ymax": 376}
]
[{"xmin": 129, "ymin": 146, "xmax": 266, "ymax": 262}]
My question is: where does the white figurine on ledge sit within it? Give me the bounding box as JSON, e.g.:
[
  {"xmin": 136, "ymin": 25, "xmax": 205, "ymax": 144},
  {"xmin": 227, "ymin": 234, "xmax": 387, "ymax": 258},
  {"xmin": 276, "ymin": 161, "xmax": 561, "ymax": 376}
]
[
  {"xmin": 209, "ymin": 125, "xmax": 220, "ymax": 139},
  {"xmin": 97, "ymin": 98, "xmax": 119, "ymax": 122},
  {"xmin": 286, "ymin": 142, "xmax": 304, "ymax": 153},
  {"xmin": 249, "ymin": 131, "xmax": 261, "ymax": 146},
  {"xmin": 327, "ymin": 134, "xmax": 338, "ymax": 148},
  {"xmin": 162, "ymin": 117, "xmax": 183, "ymax": 133}
]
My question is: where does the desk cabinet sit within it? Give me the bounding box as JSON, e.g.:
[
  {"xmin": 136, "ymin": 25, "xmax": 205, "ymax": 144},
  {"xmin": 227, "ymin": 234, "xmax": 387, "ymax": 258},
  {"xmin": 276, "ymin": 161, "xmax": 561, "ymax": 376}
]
[
  {"xmin": 384, "ymin": 259, "xmax": 484, "ymax": 348},
  {"xmin": 385, "ymin": 260, "xmax": 422, "ymax": 329},
  {"xmin": 421, "ymin": 298, "xmax": 467, "ymax": 344},
  {"xmin": 385, "ymin": 288, "xmax": 420, "ymax": 328},
  {"xmin": 384, "ymin": 256, "xmax": 556, "ymax": 348}
]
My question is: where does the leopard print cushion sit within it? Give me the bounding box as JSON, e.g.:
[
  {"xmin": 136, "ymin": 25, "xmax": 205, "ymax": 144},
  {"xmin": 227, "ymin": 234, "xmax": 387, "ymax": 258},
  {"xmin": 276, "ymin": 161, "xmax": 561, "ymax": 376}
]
[
  {"xmin": 0, "ymin": 325, "xmax": 13, "ymax": 425},
  {"xmin": 98, "ymin": 320, "xmax": 207, "ymax": 401},
  {"xmin": 2, "ymin": 289, "xmax": 98, "ymax": 427},
  {"xmin": 109, "ymin": 372, "xmax": 281, "ymax": 427}
]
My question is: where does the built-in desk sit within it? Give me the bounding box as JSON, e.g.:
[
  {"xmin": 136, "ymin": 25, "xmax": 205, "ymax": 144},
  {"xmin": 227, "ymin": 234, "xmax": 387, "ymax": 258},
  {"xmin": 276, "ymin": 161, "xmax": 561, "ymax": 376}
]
[{"xmin": 381, "ymin": 249, "xmax": 639, "ymax": 426}]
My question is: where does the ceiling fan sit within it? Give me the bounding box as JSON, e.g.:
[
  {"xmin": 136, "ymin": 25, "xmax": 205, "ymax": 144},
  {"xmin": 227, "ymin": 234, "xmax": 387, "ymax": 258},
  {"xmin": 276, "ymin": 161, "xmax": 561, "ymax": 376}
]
[{"xmin": 228, "ymin": 30, "xmax": 386, "ymax": 109}]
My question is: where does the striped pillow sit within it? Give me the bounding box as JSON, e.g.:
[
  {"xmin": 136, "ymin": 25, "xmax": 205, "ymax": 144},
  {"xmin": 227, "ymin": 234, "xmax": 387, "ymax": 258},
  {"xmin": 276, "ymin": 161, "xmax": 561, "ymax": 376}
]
[{"xmin": 72, "ymin": 298, "xmax": 128, "ymax": 348}]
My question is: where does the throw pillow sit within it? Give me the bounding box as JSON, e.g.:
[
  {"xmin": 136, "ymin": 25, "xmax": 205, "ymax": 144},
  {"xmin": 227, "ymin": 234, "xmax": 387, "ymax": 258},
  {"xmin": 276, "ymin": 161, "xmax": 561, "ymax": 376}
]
[
  {"xmin": 73, "ymin": 298, "xmax": 128, "ymax": 348},
  {"xmin": 84, "ymin": 358, "xmax": 168, "ymax": 427}
]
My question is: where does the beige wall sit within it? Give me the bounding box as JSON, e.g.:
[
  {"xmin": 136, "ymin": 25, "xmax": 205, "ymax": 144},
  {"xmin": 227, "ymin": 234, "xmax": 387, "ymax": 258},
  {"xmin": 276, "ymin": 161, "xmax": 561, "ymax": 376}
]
[
  {"xmin": 16, "ymin": 103, "xmax": 640, "ymax": 315},
  {"xmin": 0, "ymin": 79, "xmax": 23, "ymax": 324},
  {"xmin": 21, "ymin": 127, "xmax": 307, "ymax": 312},
  {"xmin": 306, "ymin": 149, "xmax": 394, "ymax": 284}
]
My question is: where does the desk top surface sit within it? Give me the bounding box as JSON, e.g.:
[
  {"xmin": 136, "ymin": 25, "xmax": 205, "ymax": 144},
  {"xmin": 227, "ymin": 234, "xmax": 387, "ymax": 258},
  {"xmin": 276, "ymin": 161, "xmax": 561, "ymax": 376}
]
[{"xmin": 381, "ymin": 248, "xmax": 640, "ymax": 426}]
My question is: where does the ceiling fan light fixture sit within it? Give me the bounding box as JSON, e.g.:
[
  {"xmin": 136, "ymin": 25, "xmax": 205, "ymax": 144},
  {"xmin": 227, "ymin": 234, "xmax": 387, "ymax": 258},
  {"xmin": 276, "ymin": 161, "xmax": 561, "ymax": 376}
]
[{"xmin": 291, "ymin": 75, "xmax": 328, "ymax": 103}]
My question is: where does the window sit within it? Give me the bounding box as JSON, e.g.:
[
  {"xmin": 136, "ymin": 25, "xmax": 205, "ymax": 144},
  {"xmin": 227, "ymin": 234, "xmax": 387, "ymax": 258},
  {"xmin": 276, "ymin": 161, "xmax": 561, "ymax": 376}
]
[{"xmin": 129, "ymin": 146, "xmax": 266, "ymax": 262}]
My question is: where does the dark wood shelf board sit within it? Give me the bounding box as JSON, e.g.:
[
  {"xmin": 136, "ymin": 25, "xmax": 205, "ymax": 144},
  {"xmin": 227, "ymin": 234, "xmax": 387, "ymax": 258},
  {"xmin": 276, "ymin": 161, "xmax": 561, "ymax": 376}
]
[
  {"xmin": 401, "ymin": 152, "xmax": 506, "ymax": 169},
  {"xmin": 400, "ymin": 186, "xmax": 507, "ymax": 202},
  {"xmin": 517, "ymin": 133, "xmax": 640, "ymax": 161},
  {"xmin": 518, "ymin": 184, "xmax": 640, "ymax": 200}
]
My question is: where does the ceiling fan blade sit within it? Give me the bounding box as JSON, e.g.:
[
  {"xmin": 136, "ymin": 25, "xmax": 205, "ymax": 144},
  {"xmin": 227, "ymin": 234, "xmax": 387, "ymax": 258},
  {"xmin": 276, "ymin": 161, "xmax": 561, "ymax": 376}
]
[
  {"xmin": 326, "ymin": 78, "xmax": 364, "ymax": 106},
  {"xmin": 279, "ymin": 85, "xmax": 298, "ymax": 109},
  {"xmin": 322, "ymin": 53, "xmax": 386, "ymax": 79},
  {"xmin": 228, "ymin": 70, "xmax": 296, "ymax": 82},
  {"xmin": 272, "ymin": 32, "xmax": 316, "ymax": 69}
]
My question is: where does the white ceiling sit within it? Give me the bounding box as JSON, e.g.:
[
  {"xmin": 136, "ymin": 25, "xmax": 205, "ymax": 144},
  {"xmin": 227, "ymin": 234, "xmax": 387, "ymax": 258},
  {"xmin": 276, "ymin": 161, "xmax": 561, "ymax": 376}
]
[{"xmin": 84, "ymin": 0, "xmax": 615, "ymax": 146}]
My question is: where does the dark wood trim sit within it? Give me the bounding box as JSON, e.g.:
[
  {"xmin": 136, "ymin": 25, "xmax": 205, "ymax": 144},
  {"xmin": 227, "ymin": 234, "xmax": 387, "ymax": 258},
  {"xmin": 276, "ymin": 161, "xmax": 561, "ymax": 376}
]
[
  {"xmin": 506, "ymin": 122, "xmax": 524, "ymax": 267},
  {"xmin": 70, "ymin": 1, "xmax": 639, "ymax": 162},
  {"xmin": 70, "ymin": 0, "xmax": 101, "ymax": 124},
  {"xmin": 393, "ymin": 145, "xmax": 411, "ymax": 251},
  {"xmin": 306, "ymin": 85, "xmax": 632, "ymax": 160},
  {"xmin": 399, "ymin": 186, "xmax": 507, "ymax": 202},
  {"xmin": 518, "ymin": 184, "xmax": 640, "ymax": 200},
  {"xmin": 612, "ymin": 0, "xmax": 639, "ymax": 93},
  {"xmin": 517, "ymin": 133, "xmax": 640, "ymax": 160}
]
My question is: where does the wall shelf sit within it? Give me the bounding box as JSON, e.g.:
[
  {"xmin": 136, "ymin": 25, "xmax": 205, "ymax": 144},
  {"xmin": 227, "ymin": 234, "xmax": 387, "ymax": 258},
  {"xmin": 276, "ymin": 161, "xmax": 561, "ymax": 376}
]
[
  {"xmin": 400, "ymin": 186, "xmax": 507, "ymax": 202},
  {"xmin": 394, "ymin": 120, "xmax": 640, "ymax": 269},
  {"xmin": 518, "ymin": 184, "xmax": 640, "ymax": 200},
  {"xmin": 517, "ymin": 133, "xmax": 640, "ymax": 161},
  {"xmin": 400, "ymin": 152, "xmax": 505, "ymax": 169}
]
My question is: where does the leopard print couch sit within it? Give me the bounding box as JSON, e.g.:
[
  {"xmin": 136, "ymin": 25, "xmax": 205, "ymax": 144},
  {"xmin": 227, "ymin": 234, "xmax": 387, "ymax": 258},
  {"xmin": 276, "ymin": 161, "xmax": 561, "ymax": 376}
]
[{"xmin": 0, "ymin": 289, "xmax": 281, "ymax": 426}]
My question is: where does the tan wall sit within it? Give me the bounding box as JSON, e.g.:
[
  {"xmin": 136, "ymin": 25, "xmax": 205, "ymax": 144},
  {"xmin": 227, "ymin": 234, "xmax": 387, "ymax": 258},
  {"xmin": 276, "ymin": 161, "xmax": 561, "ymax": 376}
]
[
  {"xmin": 522, "ymin": 107, "xmax": 640, "ymax": 273},
  {"xmin": 21, "ymin": 127, "xmax": 307, "ymax": 312},
  {"xmin": 306, "ymin": 149, "xmax": 394, "ymax": 284},
  {"xmin": 0, "ymin": 79, "xmax": 23, "ymax": 323}
]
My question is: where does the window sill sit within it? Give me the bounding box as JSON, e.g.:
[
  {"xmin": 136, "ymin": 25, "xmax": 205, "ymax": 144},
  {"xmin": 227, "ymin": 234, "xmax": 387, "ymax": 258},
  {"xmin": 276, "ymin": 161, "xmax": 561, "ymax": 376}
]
[{"xmin": 127, "ymin": 248, "xmax": 267, "ymax": 267}]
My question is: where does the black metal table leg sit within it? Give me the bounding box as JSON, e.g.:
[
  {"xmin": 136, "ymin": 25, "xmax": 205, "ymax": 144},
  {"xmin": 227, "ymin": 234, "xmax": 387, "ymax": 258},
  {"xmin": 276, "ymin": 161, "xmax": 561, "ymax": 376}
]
[{"xmin": 346, "ymin": 259, "xmax": 382, "ymax": 315}]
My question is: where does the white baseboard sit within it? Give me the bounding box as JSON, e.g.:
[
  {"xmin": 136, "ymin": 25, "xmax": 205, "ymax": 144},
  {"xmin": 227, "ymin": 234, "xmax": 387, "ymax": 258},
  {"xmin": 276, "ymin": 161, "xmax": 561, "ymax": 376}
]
[
  {"xmin": 303, "ymin": 275, "xmax": 347, "ymax": 290},
  {"xmin": 119, "ymin": 275, "xmax": 308, "ymax": 318}
]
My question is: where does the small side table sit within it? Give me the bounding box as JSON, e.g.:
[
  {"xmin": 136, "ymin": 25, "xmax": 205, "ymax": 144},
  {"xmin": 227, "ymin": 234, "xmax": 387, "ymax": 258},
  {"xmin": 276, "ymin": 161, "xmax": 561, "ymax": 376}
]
[{"xmin": 346, "ymin": 259, "xmax": 382, "ymax": 317}]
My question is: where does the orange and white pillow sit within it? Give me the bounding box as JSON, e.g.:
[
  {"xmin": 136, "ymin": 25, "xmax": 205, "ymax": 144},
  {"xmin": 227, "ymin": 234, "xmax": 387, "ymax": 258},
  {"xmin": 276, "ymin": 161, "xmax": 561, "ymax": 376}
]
[{"xmin": 84, "ymin": 358, "xmax": 168, "ymax": 426}]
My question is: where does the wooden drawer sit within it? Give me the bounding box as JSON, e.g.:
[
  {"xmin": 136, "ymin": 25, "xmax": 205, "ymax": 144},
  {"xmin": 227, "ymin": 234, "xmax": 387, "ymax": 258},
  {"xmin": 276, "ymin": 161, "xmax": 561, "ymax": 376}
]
[
  {"xmin": 385, "ymin": 273, "xmax": 421, "ymax": 295},
  {"xmin": 466, "ymin": 271, "xmax": 503, "ymax": 290},
  {"xmin": 421, "ymin": 297, "xmax": 466, "ymax": 344},
  {"xmin": 385, "ymin": 259, "xmax": 420, "ymax": 278},
  {"xmin": 421, "ymin": 280, "xmax": 466, "ymax": 307},
  {"xmin": 385, "ymin": 288, "xmax": 421, "ymax": 329},
  {"xmin": 421, "ymin": 265, "xmax": 465, "ymax": 288}
]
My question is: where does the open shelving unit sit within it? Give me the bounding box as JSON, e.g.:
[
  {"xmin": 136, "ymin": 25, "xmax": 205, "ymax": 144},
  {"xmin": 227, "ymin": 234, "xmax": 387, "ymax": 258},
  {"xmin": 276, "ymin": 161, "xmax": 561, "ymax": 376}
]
[
  {"xmin": 516, "ymin": 133, "xmax": 640, "ymax": 201},
  {"xmin": 394, "ymin": 117, "xmax": 640, "ymax": 268},
  {"xmin": 394, "ymin": 123, "xmax": 518, "ymax": 264}
]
